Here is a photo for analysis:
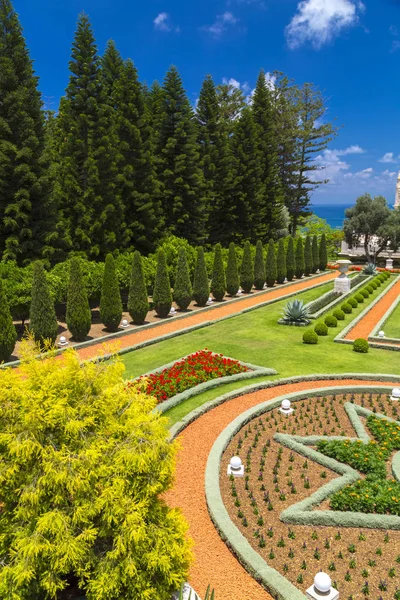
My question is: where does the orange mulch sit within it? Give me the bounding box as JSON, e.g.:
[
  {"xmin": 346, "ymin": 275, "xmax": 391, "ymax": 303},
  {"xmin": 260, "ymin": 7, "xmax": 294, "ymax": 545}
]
[
  {"xmin": 164, "ymin": 378, "xmax": 397, "ymax": 600},
  {"xmin": 345, "ymin": 277, "xmax": 400, "ymax": 341},
  {"xmin": 77, "ymin": 272, "xmax": 336, "ymax": 361}
]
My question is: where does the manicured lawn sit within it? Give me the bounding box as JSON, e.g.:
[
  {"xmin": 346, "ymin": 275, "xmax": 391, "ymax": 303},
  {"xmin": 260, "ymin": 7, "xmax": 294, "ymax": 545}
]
[{"xmin": 381, "ymin": 298, "xmax": 400, "ymax": 339}]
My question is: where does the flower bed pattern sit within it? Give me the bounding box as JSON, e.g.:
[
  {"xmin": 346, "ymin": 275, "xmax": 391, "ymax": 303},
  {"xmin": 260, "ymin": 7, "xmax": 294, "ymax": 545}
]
[{"xmin": 136, "ymin": 350, "xmax": 249, "ymax": 403}]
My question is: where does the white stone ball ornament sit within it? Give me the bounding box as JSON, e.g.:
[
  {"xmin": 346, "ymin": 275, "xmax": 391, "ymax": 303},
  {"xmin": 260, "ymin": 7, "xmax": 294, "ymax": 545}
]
[
  {"xmin": 279, "ymin": 398, "xmax": 294, "ymax": 415},
  {"xmin": 121, "ymin": 318, "xmax": 129, "ymax": 328},
  {"xmin": 314, "ymin": 572, "xmax": 331, "ymax": 593},
  {"xmin": 391, "ymin": 387, "xmax": 400, "ymax": 401},
  {"xmin": 58, "ymin": 336, "xmax": 68, "ymax": 346},
  {"xmin": 378, "ymin": 330, "xmax": 385, "ymax": 338},
  {"xmin": 227, "ymin": 455, "xmax": 244, "ymax": 477}
]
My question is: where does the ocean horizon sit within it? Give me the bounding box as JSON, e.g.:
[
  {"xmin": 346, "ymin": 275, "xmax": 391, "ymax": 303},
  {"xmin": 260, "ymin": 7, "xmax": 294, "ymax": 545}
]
[{"xmin": 311, "ymin": 204, "xmax": 351, "ymax": 229}]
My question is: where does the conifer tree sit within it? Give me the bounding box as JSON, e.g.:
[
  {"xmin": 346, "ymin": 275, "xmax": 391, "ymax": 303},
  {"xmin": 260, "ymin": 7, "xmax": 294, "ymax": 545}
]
[
  {"xmin": 265, "ymin": 239, "xmax": 277, "ymax": 287},
  {"xmin": 29, "ymin": 262, "xmax": 58, "ymax": 346},
  {"xmin": 295, "ymin": 237, "xmax": 305, "ymax": 279},
  {"xmin": 312, "ymin": 234, "xmax": 319, "ymax": 273},
  {"xmin": 173, "ymin": 247, "xmax": 192, "ymax": 310},
  {"xmin": 128, "ymin": 251, "xmax": 149, "ymax": 324},
  {"xmin": 319, "ymin": 233, "xmax": 328, "ymax": 271},
  {"xmin": 304, "ymin": 235, "xmax": 312, "ymax": 276},
  {"xmin": 0, "ymin": 279, "xmax": 17, "ymax": 362},
  {"xmin": 101, "ymin": 39, "xmax": 123, "ymax": 97},
  {"xmin": 153, "ymin": 249, "xmax": 172, "ymax": 317},
  {"xmin": 193, "ymin": 247, "xmax": 209, "ymax": 307},
  {"xmin": 286, "ymin": 236, "xmax": 296, "ymax": 282},
  {"xmin": 254, "ymin": 240, "xmax": 266, "ymax": 290},
  {"xmin": 211, "ymin": 243, "xmax": 226, "ymax": 301},
  {"xmin": 156, "ymin": 66, "xmax": 205, "ymax": 244},
  {"xmin": 100, "ymin": 254, "xmax": 123, "ymax": 331},
  {"xmin": 240, "ymin": 241, "xmax": 254, "ymax": 293},
  {"xmin": 226, "ymin": 242, "xmax": 240, "ymax": 296},
  {"xmin": 216, "ymin": 81, "xmax": 246, "ymax": 135},
  {"xmin": 276, "ymin": 238, "xmax": 287, "ymax": 284},
  {"xmin": 66, "ymin": 258, "xmax": 92, "ymax": 341},
  {"xmin": 0, "ymin": 0, "xmax": 55, "ymax": 263}
]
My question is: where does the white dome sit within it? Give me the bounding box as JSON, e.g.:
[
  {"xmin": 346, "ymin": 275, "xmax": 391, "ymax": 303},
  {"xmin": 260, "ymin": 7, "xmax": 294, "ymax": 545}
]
[
  {"xmin": 230, "ymin": 456, "xmax": 242, "ymax": 470},
  {"xmin": 59, "ymin": 336, "xmax": 67, "ymax": 344},
  {"xmin": 281, "ymin": 399, "xmax": 291, "ymax": 410},
  {"xmin": 122, "ymin": 319, "xmax": 129, "ymax": 327},
  {"xmin": 314, "ymin": 572, "xmax": 331, "ymax": 593},
  {"xmin": 392, "ymin": 387, "xmax": 400, "ymax": 398},
  {"xmin": 378, "ymin": 330, "xmax": 385, "ymax": 338}
]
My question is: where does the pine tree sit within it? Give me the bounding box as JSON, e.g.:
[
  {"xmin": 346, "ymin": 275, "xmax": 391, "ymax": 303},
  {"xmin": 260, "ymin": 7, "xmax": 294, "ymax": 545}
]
[
  {"xmin": 100, "ymin": 254, "xmax": 123, "ymax": 331},
  {"xmin": 128, "ymin": 251, "xmax": 149, "ymax": 324},
  {"xmin": 0, "ymin": 0, "xmax": 55, "ymax": 263},
  {"xmin": 66, "ymin": 258, "xmax": 92, "ymax": 341},
  {"xmin": 254, "ymin": 240, "xmax": 266, "ymax": 290},
  {"xmin": 240, "ymin": 241, "xmax": 254, "ymax": 293},
  {"xmin": 319, "ymin": 233, "xmax": 328, "ymax": 271},
  {"xmin": 312, "ymin": 234, "xmax": 319, "ymax": 273},
  {"xmin": 192, "ymin": 247, "xmax": 209, "ymax": 307},
  {"xmin": 216, "ymin": 82, "xmax": 246, "ymax": 136},
  {"xmin": 304, "ymin": 236, "xmax": 312, "ymax": 276},
  {"xmin": 226, "ymin": 242, "xmax": 240, "ymax": 296},
  {"xmin": 0, "ymin": 279, "xmax": 17, "ymax": 362},
  {"xmin": 211, "ymin": 243, "xmax": 226, "ymax": 301},
  {"xmin": 173, "ymin": 247, "xmax": 192, "ymax": 310},
  {"xmin": 265, "ymin": 239, "xmax": 277, "ymax": 287},
  {"xmin": 295, "ymin": 237, "xmax": 305, "ymax": 279},
  {"xmin": 153, "ymin": 249, "xmax": 172, "ymax": 317},
  {"xmin": 101, "ymin": 39, "xmax": 123, "ymax": 97},
  {"xmin": 286, "ymin": 236, "xmax": 296, "ymax": 282},
  {"xmin": 276, "ymin": 238, "xmax": 287, "ymax": 284},
  {"xmin": 29, "ymin": 262, "xmax": 58, "ymax": 346},
  {"xmin": 156, "ymin": 66, "xmax": 205, "ymax": 244}
]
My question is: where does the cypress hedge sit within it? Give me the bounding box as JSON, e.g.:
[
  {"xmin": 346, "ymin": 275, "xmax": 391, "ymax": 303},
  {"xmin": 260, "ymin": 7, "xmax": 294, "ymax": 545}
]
[
  {"xmin": 128, "ymin": 251, "xmax": 149, "ymax": 324},
  {"xmin": 304, "ymin": 235, "xmax": 312, "ymax": 276},
  {"xmin": 240, "ymin": 241, "xmax": 254, "ymax": 293},
  {"xmin": 66, "ymin": 258, "xmax": 92, "ymax": 341},
  {"xmin": 319, "ymin": 233, "xmax": 328, "ymax": 271},
  {"xmin": 100, "ymin": 254, "xmax": 123, "ymax": 331},
  {"xmin": 254, "ymin": 240, "xmax": 265, "ymax": 290},
  {"xmin": 265, "ymin": 239, "xmax": 277, "ymax": 288},
  {"xmin": 226, "ymin": 242, "xmax": 240, "ymax": 296},
  {"xmin": 153, "ymin": 249, "xmax": 172, "ymax": 317},
  {"xmin": 193, "ymin": 246, "xmax": 209, "ymax": 306},
  {"xmin": 29, "ymin": 262, "xmax": 58, "ymax": 347},
  {"xmin": 173, "ymin": 247, "xmax": 192, "ymax": 310},
  {"xmin": 211, "ymin": 243, "xmax": 226, "ymax": 301},
  {"xmin": 286, "ymin": 236, "xmax": 295, "ymax": 282},
  {"xmin": 295, "ymin": 237, "xmax": 305, "ymax": 279},
  {"xmin": 276, "ymin": 238, "xmax": 286, "ymax": 284},
  {"xmin": 0, "ymin": 279, "xmax": 17, "ymax": 362},
  {"xmin": 312, "ymin": 235, "xmax": 319, "ymax": 273}
]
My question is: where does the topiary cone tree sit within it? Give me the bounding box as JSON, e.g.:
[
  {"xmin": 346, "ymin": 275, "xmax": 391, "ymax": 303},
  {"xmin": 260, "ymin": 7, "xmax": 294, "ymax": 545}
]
[
  {"xmin": 0, "ymin": 279, "xmax": 17, "ymax": 362},
  {"xmin": 29, "ymin": 261, "xmax": 58, "ymax": 347},
  {"xmin": 153, "ymin": 249, "xmax": 172, "ymax": 317},
  {"xmin": 211, "ymin": 243, "xmax": 226, "ymax": 301},
  {"xmin": 66, "ymin": 258, "xmax": 92, "ymax": 342},
  {"xmin": 312, "ymin": 235, "xmax": 319, "ymax": 273},
  {"xmin": 100, "ymin": 254, "xmax": 123, "ymax": 332},
  {"xmin": 286, "ymin": 236, "xmax": 296, "ymax": 282},
  {"xmin": 226, "ymin": 242, "xmax": 240, "ymax": 296},
  {"xmin": 265, "ymin": 239, "xmax": 277, "ymax": 288},
  {"xmin": 128, "ymin": 251, "xmax": 149, "ymax": 325},
  {"xmin": 276, "ymin": 238, "xmax": 287, "ymax": 284},
  {"xmin": 193, "ymin": 247, "xmax": 209, "ymax": 306},
  {"xmin": 304, "ymin": 235, "xmax": 312, "ymax": 276},
  {"xmin": 173, "ymin": 247, "xmax": 193, "ymax": 310},
  {"xmin": 254, "ymin": 240, "xmax": 265, "ymax": 290},
  {"xmin": 240, "ymin": 240, "xmax": 254, "ymax": 293},
  {"xmin": 295, "ymin": 237, "xmax": 305, "ymax": 279},
  {"xmin": 319, "ymin": 233, "xmax": 328, "ymax": 271}
]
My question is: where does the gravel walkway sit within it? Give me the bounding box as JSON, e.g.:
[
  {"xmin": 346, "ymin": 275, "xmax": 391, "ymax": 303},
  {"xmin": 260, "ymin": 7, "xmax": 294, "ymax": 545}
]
[
  {"xmin": 77, "ymin": 272, "xmax": 336, "ymax": 361},
  {"xmin": 164, "ymin": 378, "xmax": 397, "ymax": 600}
]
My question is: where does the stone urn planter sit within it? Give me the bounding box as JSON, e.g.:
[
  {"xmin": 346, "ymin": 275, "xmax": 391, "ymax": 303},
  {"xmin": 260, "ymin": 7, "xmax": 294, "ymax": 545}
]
[{"xmin": 334, "ymin": 260, "xmax": 351, "ymax": 294}]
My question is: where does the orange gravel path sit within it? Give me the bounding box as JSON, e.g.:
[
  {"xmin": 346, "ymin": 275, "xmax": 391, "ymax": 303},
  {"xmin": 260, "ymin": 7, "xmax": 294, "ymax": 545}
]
[
  {"xmin": 165, "ymin": 378, "xmax": 397, "ymax": 600},
  {"xmin": 345, "ymin": 277, "xmax": 400, "ymax": 341},
  {"xmin": 77, "ymin": 272, "xmax": 336, "ymax": 361}
]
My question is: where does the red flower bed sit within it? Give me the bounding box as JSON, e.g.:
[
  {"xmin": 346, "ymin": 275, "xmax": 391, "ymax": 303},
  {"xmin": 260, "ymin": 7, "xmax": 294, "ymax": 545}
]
[{"xmin": 135, "ymin": 349, "xmax": 249, "ymax": 403}]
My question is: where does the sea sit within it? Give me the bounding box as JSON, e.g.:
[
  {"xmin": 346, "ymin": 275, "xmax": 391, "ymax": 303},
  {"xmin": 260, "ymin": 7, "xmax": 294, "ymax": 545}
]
[{"xmin": 311, "ymin": 204, "xmax": 351, "ymax": 229}]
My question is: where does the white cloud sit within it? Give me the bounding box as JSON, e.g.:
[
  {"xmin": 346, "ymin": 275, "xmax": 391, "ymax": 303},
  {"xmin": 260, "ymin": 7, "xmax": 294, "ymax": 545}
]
[
  {"xmin": 312, "ymin": 145, "xmax": 366, "ymax": 184},
  {"xmin": 379, "ymin": 152, "xmax": 398, "ymax": 163},
  {"xmin": 335, "ymin": 145, "xmax": 365, "ymax": 156},
  {"xmin": 222, "ymin": 77, "xmax": 241, "ymax": 89},
  {"xmin": 354, "ymin": 167, "xmax": 373, "ymax": 178},
  {"xmin": 286, "ymin": 0, "xmax": 365, "ymax": 49},
  {"xmin": 153, "ymin": 12, "xmax": 179, "ymax": 33},
  {"xmin": 203, "ymin": 12, "xmax": 239, "ymax": 36}
]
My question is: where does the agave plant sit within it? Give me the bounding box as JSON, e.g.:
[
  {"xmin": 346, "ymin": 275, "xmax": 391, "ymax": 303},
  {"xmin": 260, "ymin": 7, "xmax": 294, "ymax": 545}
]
[
  {"xmin": 279, "ymin": 299, "xmax": 311, "ymax": 326},
  {"xmin": 363, "ymin": 263, "xmax": 376, "ymax": 275},
  {"xmin": 177, "ymin": 583, "xmax": 215, "ymax": 600}
]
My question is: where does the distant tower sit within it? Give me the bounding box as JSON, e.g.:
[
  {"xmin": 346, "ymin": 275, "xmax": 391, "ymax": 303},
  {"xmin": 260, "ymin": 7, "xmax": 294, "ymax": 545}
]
[{"xmin": 396, "ymin": 172, "xmax": 400, "ymax": 209}]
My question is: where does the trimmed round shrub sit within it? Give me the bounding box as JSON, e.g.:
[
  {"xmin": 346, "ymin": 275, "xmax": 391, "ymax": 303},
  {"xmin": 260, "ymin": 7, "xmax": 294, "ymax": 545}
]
[
  {"xmin": 353, "ymin": 338, "xmax": 369, "ymax": 353},
  {"xmin": 266, "ymin": 239, "xmax": 277, "ymax": 287},
  {"xmin": 324, "ymin": 314, "xmax": 338, "ymax": 328},
  {"xmin": 226, "ymin": 242, "xmax": 240, "ymax": 296},
  {"xmin": 360, "ymin": 288, "xmax": 369, "ymax": 298},
  {"xmin": 173, "ymin": 247, "xmax": 193, "ymax": 310},
  {"xmin": 333, "ymin": 309, "xmax": 345, "ymax": 321},
  {"xmin": 314, "ymin": 321, "xmax": 329, "ymax": 336},
  {"xmin": 128, "ymin": 251, "xmax": 149, "ymax": 325},
  {"xmin": 355, "ymin": 293, "xmax": 364, "ymax": 303},
  {"xmin": 100, "ymin": 254, "xmax": 123, "ymax": 332},
  {"xmin": 348, "ymin": 297, "xmax": 358, "ymax": 308},
  {"xmin": 211, "ymin": 243, "xmax": 226, "ymax": 301},
  {"xmin": 366, "ymin": 285, "xmax": 374, "ymax": 294},
  {"xmin": 303, "ymin": 330, "xmax": 318, "ymax": 344},
  {"xmin": 286, "ymin": 236, "xmax": 296, "ymax": 282},
  {"xmin": 30, "ymin": 262, "xmax": 59, "ymax": 347},
  {"xmin": 153, "ymin": 249, "xmax": 172, "ymax": 317},
  {"xmin": 370, "ymin": 281, "xmax": 377, "ymax": 290},
  {"xmin": 374, "ymin": 278, "xmax": 381, "ymax": 287},
  {"xmin": 377, "ymin": 274, "xmax": 385, "ymax": 283},
  {"xmin": 193, "ymin": 246, "xmax": 210, "ymax": 306},
  {"xmin": 254, "ymin": 240, "xmax": 265, "ymax": 290},
  {"xmin": 341, "ymin": 303, "xmax": 352, "ymax": 314},
  {"xmin": 0, "ymin": 279, "xmax": 17, "ymax": 362},
  {"xmin": 240, "ymin": 241, "xmax": 254, "ymax": 293},
  {"xmin": 66, "ymin": 258, "xmax": 92, "ymax": 342}
]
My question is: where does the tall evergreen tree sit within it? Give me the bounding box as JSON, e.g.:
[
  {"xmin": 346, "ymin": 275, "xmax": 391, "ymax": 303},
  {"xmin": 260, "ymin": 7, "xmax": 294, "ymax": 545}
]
[
  {"xmin": 312, "ymin": 234, "xmax": 319, "ymax": 273},
  {"xmin": 192, "ymin": 246, "xmax": 209, "ymax": 307},
  {"xmin": 152, "ymin": 249, "xmax": 172, "ymax": 317},
  {"xmin": 29, "ymin": 262, "xmax": 58, "ymax": 346},
  {"xmin": 226, "ymin": 242, "xmax": 240, "ymax": 296},
  {"xmin": 240, "ymin": 241, "xmax": 254, "ymax": 293},
  {"xmin": 156, "ymin": 66, "xmax": 205, "ymax": 244},
  {"xmin": 128, "ymin": 251, "xmax": 149, "ymax": 324},
  {"xmin": 211, "ymin": 243, "xmax": 226, "ymax": 301},
  {"xmin": 276, "ymin": 238, "xmax": 287, "ymax": 284},
  {"xmin": 319, "ymin": 233, "xmax": 328, "ymax": 271},
  {"xmin": 286, "ymin": 236, "xmax": 296, "ymax": 282},
  {"xmin": 0, "ymin": 0, "xmax": 55, "ymax": 263},
  {"xmin": 265, "ymin": 239, "xmax": 277, "ymax": 288},
  {"xmin": 254, "ymin": 240, "xmax": 265, "ymax": 290},
  {"xmin": 53, "ymin": 14, "xmax": 126, "ymax": 259},
  {"xmin": 66, "ymin": 258, "xmax": 92, "ymax": 341},
  {"xmin": 101, "ymin": 39, "xmax": 123, "ymax": 97},
  {"xmin": 100, "ymin": 253, "xmax": 123, "ymax": 331},
  {"xmin": 0, "ymin": 279, "xmax": 17, "ymax": 362},
  {"xmin": 304, "ymin": 235, "xmax": 312, "ymax": 276},
  {"xmin": 216, "ymin": 82, "xmax": 246, "ymax": 136},
  {"xmin": 173, "ymin": 247, "xmax": 192, "ymax": 310},
  {"xmin": 295, "ymin": 237, "xmax": 305, "ymax": 279}
]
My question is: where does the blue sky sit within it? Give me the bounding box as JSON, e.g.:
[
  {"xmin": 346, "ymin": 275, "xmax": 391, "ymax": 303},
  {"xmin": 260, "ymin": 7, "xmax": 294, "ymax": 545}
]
[{"xmin": 13, "ymin": 0, "xmax": 400, "ymax": 206}]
